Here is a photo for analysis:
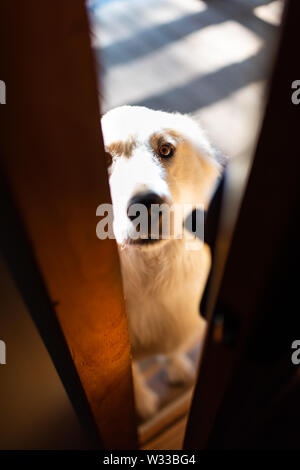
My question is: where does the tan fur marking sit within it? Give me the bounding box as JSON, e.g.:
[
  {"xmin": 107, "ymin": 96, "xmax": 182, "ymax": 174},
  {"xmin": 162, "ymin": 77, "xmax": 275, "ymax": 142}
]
[{"xmin": 107, "ymin": 138, "xmax": 136, "ymax": 158}]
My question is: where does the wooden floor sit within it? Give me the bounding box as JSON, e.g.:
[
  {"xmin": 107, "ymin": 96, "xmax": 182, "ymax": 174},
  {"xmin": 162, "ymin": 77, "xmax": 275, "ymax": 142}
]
[
  {"xmin": 138, "ymin": 340, "xmax": 202, "ymax": 449},
  {"xmin": 88, "ymin": 0, "xmax": 282, "ymax": 450},
  {"xmin": 89, "ymin": 0, "xmax": 282, "ymax": 159}
]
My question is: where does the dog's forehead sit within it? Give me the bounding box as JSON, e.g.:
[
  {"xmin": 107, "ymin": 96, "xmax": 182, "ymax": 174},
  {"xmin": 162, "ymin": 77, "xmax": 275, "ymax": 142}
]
[
  {"xmin": 101, "ymin": 105, "xmax": 215, "ymax": 160},
  {"xmin": 102, "ymin": 108, "xmax": 187, "ymax": 158},
  {"xmin": 102, "ymin": 107, "xmax": 174, "ymax": 145}
]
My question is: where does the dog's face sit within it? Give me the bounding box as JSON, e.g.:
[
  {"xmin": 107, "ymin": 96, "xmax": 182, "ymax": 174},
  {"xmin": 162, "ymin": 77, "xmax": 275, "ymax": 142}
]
[{"xmin": 101, "ymin": 106, "xmax": 219, "ymax": 248}]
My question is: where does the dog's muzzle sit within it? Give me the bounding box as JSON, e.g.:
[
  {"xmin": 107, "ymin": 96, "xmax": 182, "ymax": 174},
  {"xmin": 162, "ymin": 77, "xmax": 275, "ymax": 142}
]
[{"xmin": 127, "ymin": 191, "xmax": 168, "ymax": 245}]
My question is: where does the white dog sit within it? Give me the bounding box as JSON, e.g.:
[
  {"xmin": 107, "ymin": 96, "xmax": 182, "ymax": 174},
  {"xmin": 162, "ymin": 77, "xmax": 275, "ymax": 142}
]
[{"xmin": 101, "ymin": 106, "xmax": 220, "ymax": 419}]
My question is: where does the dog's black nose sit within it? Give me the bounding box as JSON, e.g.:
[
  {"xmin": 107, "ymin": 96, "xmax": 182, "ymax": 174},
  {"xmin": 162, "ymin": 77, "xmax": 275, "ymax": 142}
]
[{"xmin": 127, "ymin": 191, "xmax": 165, "ymax": 221}]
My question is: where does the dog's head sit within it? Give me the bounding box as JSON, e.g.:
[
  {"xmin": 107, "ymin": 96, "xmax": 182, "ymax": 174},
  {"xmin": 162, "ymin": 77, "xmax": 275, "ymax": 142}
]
[{"xmin": 101, "ymin": 106, "xmax": 220, "ymax": 248}]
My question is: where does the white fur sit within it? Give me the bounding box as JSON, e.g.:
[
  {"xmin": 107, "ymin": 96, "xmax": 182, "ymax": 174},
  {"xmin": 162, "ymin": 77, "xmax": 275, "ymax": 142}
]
[{"xmin": 101, "ymin": 106, "xmax": 220, "ymax": 420}]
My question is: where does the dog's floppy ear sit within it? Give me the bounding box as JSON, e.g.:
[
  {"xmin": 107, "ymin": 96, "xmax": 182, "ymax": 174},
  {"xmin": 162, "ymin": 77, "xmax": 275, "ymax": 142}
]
[
  {"xmin": 170, "ymin": 112, "xmax": 222, "ymax": 165},
  {"xmin": 175, "ymin": 113, "xmax": 224, "ymax": 208}
]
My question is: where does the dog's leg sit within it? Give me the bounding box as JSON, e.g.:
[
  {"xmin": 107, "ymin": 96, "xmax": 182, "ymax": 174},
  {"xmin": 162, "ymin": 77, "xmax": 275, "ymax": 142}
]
[
  {"xmin": 165, "ymin": 352, "xmax": 196, "ymax": 385},
  {"xmin": 132, "ymin": 362, "xmax": 159, "ymax": 420}
]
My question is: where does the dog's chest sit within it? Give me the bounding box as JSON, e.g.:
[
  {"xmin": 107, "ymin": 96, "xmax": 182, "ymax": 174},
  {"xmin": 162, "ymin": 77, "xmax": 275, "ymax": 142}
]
[{"xmin": 120, "ymin": 242, "xmax": 210, "ymax": 358}]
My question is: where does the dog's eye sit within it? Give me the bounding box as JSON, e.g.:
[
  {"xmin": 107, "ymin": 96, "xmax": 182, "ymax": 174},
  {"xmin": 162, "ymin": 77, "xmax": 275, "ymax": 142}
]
[{"xmin": 158, "ymin": 143, "xmax": 174, "ymax": 158}]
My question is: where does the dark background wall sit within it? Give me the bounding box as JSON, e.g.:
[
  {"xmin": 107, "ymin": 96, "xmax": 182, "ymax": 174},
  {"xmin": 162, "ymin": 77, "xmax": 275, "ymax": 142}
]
[{"xmin": 0, "ymin": 258, "xmax": 89, "ymax": 449}]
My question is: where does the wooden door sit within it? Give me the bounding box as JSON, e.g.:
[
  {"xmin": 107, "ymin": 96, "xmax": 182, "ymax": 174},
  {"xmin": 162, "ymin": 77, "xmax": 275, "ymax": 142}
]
[
  {"xmin": 0, "ymin": 0, "xmax": 137, "ymax": 450},
  {"xmin": 184, "ymin": 0, "xmax": 300, "ymax": 450}
]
